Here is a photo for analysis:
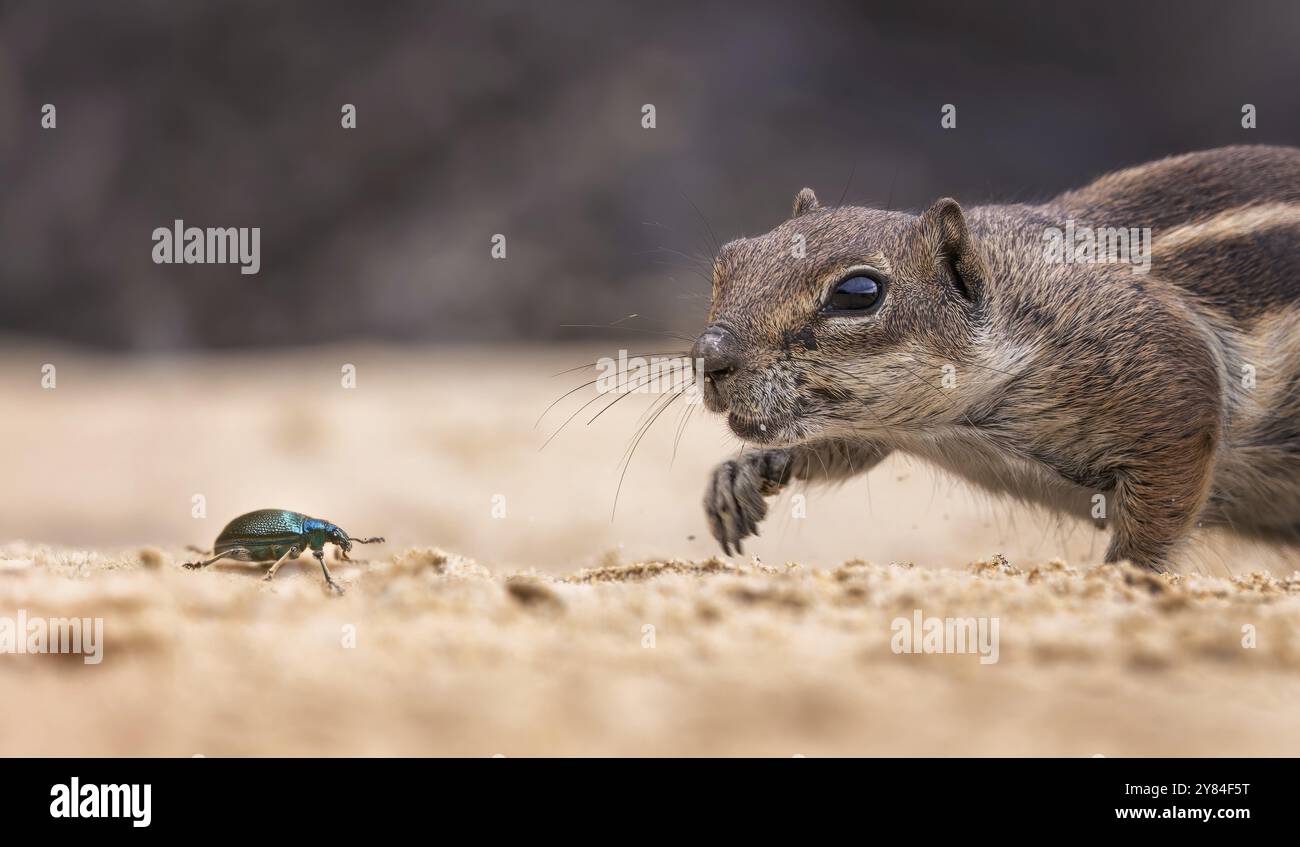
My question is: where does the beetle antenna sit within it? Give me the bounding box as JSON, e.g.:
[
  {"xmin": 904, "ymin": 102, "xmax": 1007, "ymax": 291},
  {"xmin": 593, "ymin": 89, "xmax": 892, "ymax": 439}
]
[{"xmin": 347, "ymin": 536, "xmax": 385, "ymax": 544}]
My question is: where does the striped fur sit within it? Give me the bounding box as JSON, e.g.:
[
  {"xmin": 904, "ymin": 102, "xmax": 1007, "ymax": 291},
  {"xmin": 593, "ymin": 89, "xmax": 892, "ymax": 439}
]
[{"xmin": 699, "ymin": 146, "xmax": 1300, "ymax": 570}]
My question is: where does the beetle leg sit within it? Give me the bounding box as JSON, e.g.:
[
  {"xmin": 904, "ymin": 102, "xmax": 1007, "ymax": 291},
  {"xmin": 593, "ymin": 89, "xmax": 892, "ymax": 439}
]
[
  {"xmin": 313, "ymin": 549, "xmax": 345, "ymax": 595},
  {"xmin": 183, "ymin": 548, "xmax": 252, "ymax": 570},
  {"xmin": 263, "ymin": 546, "xmax": 300, "ymax": 582}
]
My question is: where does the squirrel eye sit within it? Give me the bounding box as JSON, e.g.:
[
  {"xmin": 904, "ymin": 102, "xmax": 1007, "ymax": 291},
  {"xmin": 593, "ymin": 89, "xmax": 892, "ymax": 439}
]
[{"xmin": 824, "ymin": 274, "xmax": 883, "ymax": 313}]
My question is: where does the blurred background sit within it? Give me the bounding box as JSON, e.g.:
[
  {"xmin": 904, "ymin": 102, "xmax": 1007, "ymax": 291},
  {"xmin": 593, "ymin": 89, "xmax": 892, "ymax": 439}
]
[
  {"xmin": 2, "ymin": 0, "xmax": 1299, "ymax": 349},
  {"xmin": 0, "ymin": 0, "xmax": 1297, "ymax": 574}
]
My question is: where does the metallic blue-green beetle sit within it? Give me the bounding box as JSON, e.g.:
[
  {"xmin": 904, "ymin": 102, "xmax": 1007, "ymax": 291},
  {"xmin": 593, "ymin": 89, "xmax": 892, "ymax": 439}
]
[{"xmin": 184, "ymin": 509, "xmax": 384, "ymax": 594}]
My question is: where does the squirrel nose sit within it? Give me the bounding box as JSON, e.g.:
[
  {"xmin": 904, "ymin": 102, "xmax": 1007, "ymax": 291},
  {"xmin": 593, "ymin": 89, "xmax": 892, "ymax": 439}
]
[{"xmin": 691, "ymin": 325, "xmax": 741, "ymax": 378}]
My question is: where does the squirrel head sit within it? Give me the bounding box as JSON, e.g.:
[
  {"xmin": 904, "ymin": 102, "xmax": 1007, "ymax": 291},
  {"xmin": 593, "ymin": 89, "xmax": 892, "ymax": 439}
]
[{"xmin": 692, "ymin": 188, "xmax": 989, "ymax": 445}]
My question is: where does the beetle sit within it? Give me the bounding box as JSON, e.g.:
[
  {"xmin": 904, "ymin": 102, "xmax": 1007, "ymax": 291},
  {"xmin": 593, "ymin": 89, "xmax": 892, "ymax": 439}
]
[{"xmin": 183, "ymin": 509, "xmax": 384, "ymax": 594}]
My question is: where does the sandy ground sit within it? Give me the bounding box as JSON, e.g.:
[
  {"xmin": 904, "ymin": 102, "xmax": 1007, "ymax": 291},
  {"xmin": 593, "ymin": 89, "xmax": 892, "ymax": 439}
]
[{"xmin": 1, "ymin": 344, "xmax": 1299, "ymax": 755}]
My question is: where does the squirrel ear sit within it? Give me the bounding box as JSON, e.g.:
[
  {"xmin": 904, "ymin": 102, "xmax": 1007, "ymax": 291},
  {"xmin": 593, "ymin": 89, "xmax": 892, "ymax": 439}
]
[
  {"xmin": 792, "ymin": 188, "xmax": 821, "ymax": 218},
  {"xmin": 918, "ymin": 197, "xmax": 983, "ymax": 303}
]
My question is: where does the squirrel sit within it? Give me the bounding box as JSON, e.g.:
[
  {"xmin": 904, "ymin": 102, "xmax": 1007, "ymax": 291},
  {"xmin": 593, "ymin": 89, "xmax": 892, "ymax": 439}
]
[{"xmin": 694, "ymin": 145, "xmax": 1300, "ymax": 571}]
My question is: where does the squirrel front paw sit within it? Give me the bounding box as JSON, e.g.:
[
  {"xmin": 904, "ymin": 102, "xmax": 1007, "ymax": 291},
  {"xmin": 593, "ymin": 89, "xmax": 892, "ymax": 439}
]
[{"xmin": 703, "ymin": 449, "xmax": 791, "ymax": 555}]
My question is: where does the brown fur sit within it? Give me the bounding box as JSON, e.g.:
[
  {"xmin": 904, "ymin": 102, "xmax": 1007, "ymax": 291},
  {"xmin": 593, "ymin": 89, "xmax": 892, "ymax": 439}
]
[{"xmin": 697, "ymin": 145, "xmax": 1300, "ymax": 570}]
